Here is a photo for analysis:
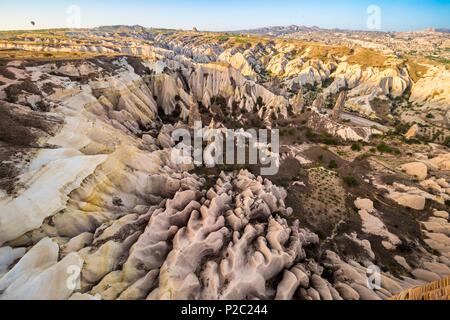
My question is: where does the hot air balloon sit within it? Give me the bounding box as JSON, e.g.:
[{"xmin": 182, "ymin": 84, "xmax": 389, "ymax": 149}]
[{"xmin": 30, "ymin": 21, "xmax": 35, "ymax": 27}]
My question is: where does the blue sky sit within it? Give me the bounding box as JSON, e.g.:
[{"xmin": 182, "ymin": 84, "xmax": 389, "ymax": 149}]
[{"xmin": 0, "ymin": 0, "xmax": 449, "ymax": 31}]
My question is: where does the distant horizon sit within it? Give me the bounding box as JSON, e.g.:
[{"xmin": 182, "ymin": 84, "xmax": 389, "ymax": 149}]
[
  {"xmin": 0, "ymin": 23, "xmax": 449, "ymax": 34},
  {"xmin": 1, "ymin": 22, "xmax": 450, "ymax": 34},
  {"xmin": 0, "ymin": 0, "xmax": 449, "ymax": 32}
]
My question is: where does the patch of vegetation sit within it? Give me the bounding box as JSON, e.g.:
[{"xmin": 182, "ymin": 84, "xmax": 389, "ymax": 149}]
[
  {"xmin": 306, "ymin": 128, "xmax": 316, "ymax": 139},
  {"xmin": 394, "ymin": 122, "xmax": 411, "ymax": 135},
  {"xmin": 376, "ymin": 143, "xmax": 400, "ymax": 155},
  {"xmin": 405, "ymin": 59, "xmax": 429, "ymax": 82},
  {"xmin": 328, "ymin": 160, "xmax": 338, "ymax": 169},
  {"xmin": 305, "ymin": 128, "xmax": 339, "ymax": 145},
  {"xmin": 444, "ymin": 136, "xmax": 450, "ymax": 148},
  {"xmin": 0, "ymin": 48, "xmax": 111, "ymax": 62},
  {"xmin": 301, "ymin": 43, "xmax": 352, "ymax": 62},
  {"xmin": 404, "ymin": 138, "xmax": 422, "ymax": 145},
  {"xmin": 347, "ymin": 48, "xmax": 389, "ymax": 69},
  {"xmin": 355, "ymin": 153, "xmax": 371, "ymax": 161},
  {"xmin": 280, "ymin": 127, "xmax": 296, "ymax": 137},
  {"xmin": 303, "ymin": 91, "xmax": 318, "ymax": 106},
  {"xmin": 219, "ymin": 34, "xmax": 271, "ymax": 49},
  {"xmin": 425, "ymin": 55, "xmax": 450, "ymax": 66},
  {"xmin": 210, "ymin": 95, "xmax": 228, "ymax": 111},
  {"xmin": 431, "ymin": 130, "xmax": 445, "ymax": 142},
  {"xmin": 343, "ymin": 175, "xmax": 359, "ymax": 187},
  {"xmin": 351, "ymin": 143, "xmax": 362, "ymax": 152},
  {"xmin": 217, "ymin": 35, "xmax": 230, "ymax": 42},
  {"xmin": 295, "ymin": 166, "xmax": 349, "ymax": 233},
  {"xmin": 321, "ymin": 136, "xmax": 338, "ymax": 145}
]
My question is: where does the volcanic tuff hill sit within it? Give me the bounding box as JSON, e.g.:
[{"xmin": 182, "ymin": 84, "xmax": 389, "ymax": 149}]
[{"xmin": 0, "ymin": 27, "xmax": 449, "ymax": 300}]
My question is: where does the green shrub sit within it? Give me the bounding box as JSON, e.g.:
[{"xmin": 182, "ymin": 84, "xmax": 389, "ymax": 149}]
[
  {"xmin": 405, "ymin": 138, "xmax": 422, "ymax": 145},
  {"xmin": 355, "ymin": 153, "xmax": 370, "ymax": 161},
  {"xmin": 321, "ymin": 136, "xmax": 338, "ymax": 145},
  {"xmin": 377, "ymin": 143, "xmax": 393, "ymax": 154},
  {"xmin": 329, "ymin": 160, "xmax": 338, "ymax": 169},
  {"xmin": 351, "ymin": 143, "xmax": 362, "ymax": 151},
  {"xmin": 445, "ymin": 136, "xmax": 450, "ymax": 147},
  {"xmin": 306, "ymin": 128, "xmax": 316, "ymax": 139},
  {"xmin": 217, "ymin": 36, "xmax": 230, "ymax": 42},
  {"xmin": 394, "ymin": 122, "xmax": 410, "ymax": 135},
  {"xmin": 280, "ymin": 127, "xmax": 296, "ymax": 137},
  {"xmin": 343, "ymin": 176, "xmax": 359, "ymax": 187}
]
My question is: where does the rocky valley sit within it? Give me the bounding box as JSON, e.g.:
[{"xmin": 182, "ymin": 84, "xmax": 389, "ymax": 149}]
[{"xmin": 0, "ymin": 25, "xmax": 449, "ymax": 300}]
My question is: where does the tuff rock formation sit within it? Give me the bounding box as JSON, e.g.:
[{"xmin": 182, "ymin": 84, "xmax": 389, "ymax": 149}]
[{"xmin": 0, "ymin": 27, "xmax": 449, "ymax": 301}]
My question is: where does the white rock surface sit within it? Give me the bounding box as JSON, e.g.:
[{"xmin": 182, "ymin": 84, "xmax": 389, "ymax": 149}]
[
  {"xmin": 354, "ymin": 198, "xmax": 374, "ymax": 213},
  {"xmin": 389, "ymin": 193, "xmax": 426, "ymax": 211},
  {"xmin": 400, "ymin": 162, "xmax": 428, "ymax": 181},
  {"xmin": 0, "ymin": 238, "xmax": 83, "ymax": 300},
  {"xmin": 0, "ymin": 154, "xmax": 107, "ymax": 245},
  {"xmin": 0, "ymin": 247, "xmax": 26, "ymax": 276}
]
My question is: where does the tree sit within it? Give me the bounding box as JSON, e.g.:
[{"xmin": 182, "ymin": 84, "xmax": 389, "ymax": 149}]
[
  {"xmin": 343, "ymin": 176, "xmax": 359, "ymax": 187},
  {"xmin": 329, "ymin": 160, "xmax": 338, "ymax": 169},
  {"xmin": 351, "ymin": 143, "xmax": 362, "ymax": 152}
]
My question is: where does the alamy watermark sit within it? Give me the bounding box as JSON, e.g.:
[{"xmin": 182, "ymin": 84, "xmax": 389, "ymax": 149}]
[
  {"xmin": 366, "ymin": 265, "xmax": 382, "ymax": 290},
  {"xmin": 367, "ymin": 5, "xmax": 382, "ymax": 30},
  {"xmin": 66, "ymin": 5, "xmax": 82, "ymax": 29},
  {"xmin": 66, "ymin": 265, "xmax": 81, "ymax": 291},
  {"xmin": 170, "ymin": 121, "xmax": 280, "ymax": 176}
]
